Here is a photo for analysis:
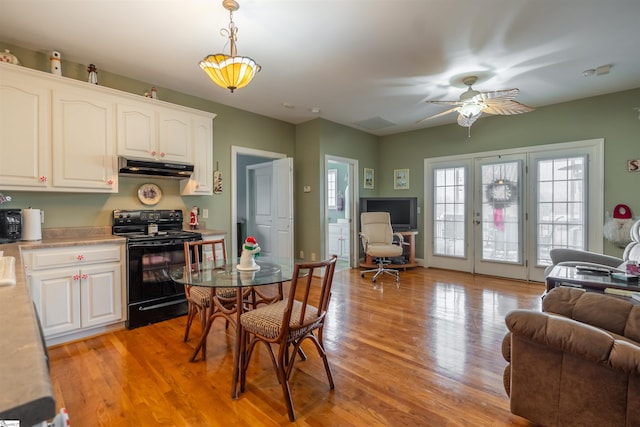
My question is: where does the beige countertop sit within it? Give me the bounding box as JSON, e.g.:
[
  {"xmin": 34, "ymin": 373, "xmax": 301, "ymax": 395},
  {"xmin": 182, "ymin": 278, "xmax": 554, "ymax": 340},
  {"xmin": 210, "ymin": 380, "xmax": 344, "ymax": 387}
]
[
  {"xmin": 0, "ymin": 227, "xmax": 125, "ymax": 425},
  {"xmin": 0, "ymin": 226, "xmax": 226, "ymax": 424}
]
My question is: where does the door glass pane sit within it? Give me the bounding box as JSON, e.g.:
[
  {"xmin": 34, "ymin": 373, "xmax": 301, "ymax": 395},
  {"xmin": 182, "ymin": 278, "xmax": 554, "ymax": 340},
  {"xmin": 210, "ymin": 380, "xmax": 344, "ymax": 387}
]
[
  {"xmin": 536, "ymin": 156, "xmax": 586, "ymax": 265},
  {"xmin": 480, "ymin": 161, "xmax": 521, "ymax": 263},
  {"xmin": 433, "ymin": 166, "xmax": 466, "ymax": 257}
]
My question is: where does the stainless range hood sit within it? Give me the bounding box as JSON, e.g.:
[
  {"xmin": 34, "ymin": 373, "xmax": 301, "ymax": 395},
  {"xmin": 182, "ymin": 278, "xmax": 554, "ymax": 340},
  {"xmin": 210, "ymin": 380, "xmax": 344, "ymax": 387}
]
[{"xmin": 118, "ymin": 156, "xmax": 194, "ymax": 179}]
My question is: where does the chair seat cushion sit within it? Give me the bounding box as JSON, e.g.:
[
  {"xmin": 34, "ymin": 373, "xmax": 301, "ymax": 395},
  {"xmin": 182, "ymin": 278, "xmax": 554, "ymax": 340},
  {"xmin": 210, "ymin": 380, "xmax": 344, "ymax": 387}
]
[
  {"xmin": 216, "ymin": 287, "xmax": 237, "ymax": 299},
  {"xmin": 367, "ymin": 243, "xmax": 403, "ymax": 258},
  {"xmin": 241, "ymin": 300, "xmax": 320, "ymax": 339},
  {"xmin": 189, "ymin": 286, "xmax": 212, "ymax": 306}
]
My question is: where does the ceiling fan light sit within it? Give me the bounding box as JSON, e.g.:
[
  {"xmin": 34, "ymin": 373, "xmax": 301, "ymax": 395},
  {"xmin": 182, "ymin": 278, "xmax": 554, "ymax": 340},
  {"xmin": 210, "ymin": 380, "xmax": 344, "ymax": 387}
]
[{"xmin": 459, "ymin": 103, "xmax": 483, "ymax": 117}]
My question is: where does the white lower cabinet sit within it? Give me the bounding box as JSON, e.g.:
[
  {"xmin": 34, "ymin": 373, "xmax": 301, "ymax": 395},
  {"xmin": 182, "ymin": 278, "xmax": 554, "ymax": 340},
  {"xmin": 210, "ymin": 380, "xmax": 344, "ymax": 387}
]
[
  {"xmin": 328, "ymin": 222, "xmax": 350, "ymax": 259},
  {"xmin": 23, "ymin": 244, "xmax": 125, "ymax": 343}
]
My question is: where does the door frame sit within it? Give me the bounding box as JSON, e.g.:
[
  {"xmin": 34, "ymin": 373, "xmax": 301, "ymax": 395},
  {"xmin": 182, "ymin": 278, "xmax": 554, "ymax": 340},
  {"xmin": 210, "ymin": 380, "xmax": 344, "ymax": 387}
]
[
  {"xmin": 232, "ymin": 146, "xmax": 287, "ymax": 259},
  {"xmin": 324, "ymin": 154, "xmax": 359, "ymax": 268},
  {"xmin": 424, "ymin": 138, "xmax": 604, "ymax": 281}
]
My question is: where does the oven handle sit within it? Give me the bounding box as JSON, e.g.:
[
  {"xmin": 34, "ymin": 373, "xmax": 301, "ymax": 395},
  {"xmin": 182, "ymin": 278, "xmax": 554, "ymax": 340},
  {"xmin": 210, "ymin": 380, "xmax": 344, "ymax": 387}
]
[
  {"xmin": 138, "ymin": 299, "xmax": 186, "ymax": 311},
  {"xmin": 127, "ymin": 240, "xmax": 190, "ymax": 249}
]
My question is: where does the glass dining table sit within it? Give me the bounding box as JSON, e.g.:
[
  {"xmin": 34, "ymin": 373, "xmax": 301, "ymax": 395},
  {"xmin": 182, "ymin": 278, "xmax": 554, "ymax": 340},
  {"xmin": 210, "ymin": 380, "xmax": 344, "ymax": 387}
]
[{"xmin": 172, "ymin": 256, "xmax": 296, "ymax": 399}]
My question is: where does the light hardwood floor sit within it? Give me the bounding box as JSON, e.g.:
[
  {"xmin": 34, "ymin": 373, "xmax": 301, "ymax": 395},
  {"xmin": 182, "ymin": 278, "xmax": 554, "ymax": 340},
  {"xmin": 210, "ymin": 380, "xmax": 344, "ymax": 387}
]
[{"xmin": 48, "ymin": 267, "xmax": 542, "ymax": 426}]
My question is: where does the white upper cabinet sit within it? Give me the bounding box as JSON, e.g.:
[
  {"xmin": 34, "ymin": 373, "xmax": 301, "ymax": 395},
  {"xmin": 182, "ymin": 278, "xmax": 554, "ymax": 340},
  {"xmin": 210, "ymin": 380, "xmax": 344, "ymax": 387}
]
[
  {"xmin": 180, "ymin": 114, "xmax": 214, "ymax": 195},
  {"xmin": 116, "ymin": 101, "xmax": 157, "ymax": 159},
  {"xmin": 51, "ymin": 84, "xmax": 117, "ymax": 192},
  {"xmin": 0, "ymin": 62, "xmax": 215, "ymax": 193},
  {"xmin": 0, "ymin": 64, "xmax": 51, "ymax": 190},
  {"xmin": 158, "ymin": 106, "xmax": 191, "ymax": 163},
  {"xmin": 117, "ymin": 101, "xmax": 194, "ymax": 163}
]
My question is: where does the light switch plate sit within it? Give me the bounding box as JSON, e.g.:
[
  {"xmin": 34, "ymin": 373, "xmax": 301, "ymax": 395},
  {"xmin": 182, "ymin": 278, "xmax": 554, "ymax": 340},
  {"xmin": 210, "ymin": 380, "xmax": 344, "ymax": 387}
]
[{"xmin": 303, "ymin": 185, "xmax": 311, "ymax": 193}]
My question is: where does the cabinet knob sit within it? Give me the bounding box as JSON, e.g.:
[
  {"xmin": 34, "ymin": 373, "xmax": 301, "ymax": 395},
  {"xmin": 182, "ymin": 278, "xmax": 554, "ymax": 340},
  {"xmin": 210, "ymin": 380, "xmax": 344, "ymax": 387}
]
[
  {"xmin": 73, "ymin": 274, "xmax": 80, "ymax": 281},
  {"xmin": 160, "ymin": 152, "xmax": 166, "ymax": 157},
  {"xmin": 77, "ymin": 254, "xmax": 85, "ymax": 261},
  {"xmin": 151, "ymin": 150, "xmax": 157, "ymax": 156},
  {"xmin": 81, "ymin": 273, "xmax": 88, "ymax": 280},
  {"xmin": 40, "ymin": 175, "xmax": 47, "ymax": 182},
  {"xmin": 107, "ymin": 179, "xmax": 113, "ymax": 185}
]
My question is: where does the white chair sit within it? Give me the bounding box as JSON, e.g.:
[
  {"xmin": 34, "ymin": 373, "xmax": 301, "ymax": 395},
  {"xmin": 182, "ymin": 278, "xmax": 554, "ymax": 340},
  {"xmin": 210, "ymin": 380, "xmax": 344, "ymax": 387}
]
[{"xmin": 359, "ymin": 212, "xmax": 404, "ymax": 284}]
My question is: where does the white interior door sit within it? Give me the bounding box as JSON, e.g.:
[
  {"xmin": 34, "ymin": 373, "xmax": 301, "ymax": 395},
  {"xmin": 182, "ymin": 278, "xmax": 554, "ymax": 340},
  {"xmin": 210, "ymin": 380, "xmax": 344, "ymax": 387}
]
[
  {"xmin": 247, "ymin": 158, "xmax": 294, "ymax": 259},
  {"xmin": 273, "ymin": 157, "xmax": 294, "ymax": 259},
  {"xmin": 248, "ymin": 163, "xmax": 274, "ymax": 256}
]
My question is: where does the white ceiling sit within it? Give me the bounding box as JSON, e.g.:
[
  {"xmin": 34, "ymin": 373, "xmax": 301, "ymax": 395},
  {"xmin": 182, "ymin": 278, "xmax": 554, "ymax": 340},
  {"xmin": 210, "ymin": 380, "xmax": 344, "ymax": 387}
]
[{"xmin": 2, "ymin": 0, "xmax": 640, "ymax": 136}]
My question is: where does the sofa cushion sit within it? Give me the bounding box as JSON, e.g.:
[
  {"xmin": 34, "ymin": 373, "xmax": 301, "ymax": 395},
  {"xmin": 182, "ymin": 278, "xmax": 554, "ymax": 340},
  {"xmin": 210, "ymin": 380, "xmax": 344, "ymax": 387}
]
[{"xmin": 543, "ymin": 287, "xmax": 639, "ymax": 339}]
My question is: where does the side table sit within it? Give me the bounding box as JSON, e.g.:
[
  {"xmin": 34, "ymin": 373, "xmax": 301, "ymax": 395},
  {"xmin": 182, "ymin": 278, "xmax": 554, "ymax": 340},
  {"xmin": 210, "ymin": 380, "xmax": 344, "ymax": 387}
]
[{"xmin": 545, "ymin": 265, "xmax": 640, "ymax": 299}]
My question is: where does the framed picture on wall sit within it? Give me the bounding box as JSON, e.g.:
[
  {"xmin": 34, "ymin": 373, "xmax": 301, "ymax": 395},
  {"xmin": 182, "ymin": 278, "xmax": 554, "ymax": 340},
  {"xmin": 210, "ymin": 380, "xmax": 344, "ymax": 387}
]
[
  {"xmin": 364, "ymin": 168, "xmax": 374, "ymax": 189},
  {"xmin": 394, "ymin": 168, "xmax": 410, "ymax": 190}
]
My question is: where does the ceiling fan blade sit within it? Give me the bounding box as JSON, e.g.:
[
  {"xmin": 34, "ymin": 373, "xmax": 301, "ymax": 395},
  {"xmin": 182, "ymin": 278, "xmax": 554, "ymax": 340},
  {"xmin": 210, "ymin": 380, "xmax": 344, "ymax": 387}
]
[
  {"xmin": 416, "ymin": 106, "xmax": 460, "ymax": 123},
  {"xmin": 482, "ymin": 99, "xmax": 535, "ymax": 115},
  {"xmin": 474, "ymin": 88, "xmax": 520, "ymax": 101},
  {"xmin": 457, "ymin": 112, "xmax": 481, "ymax": 127},
  {"xmin": 426, "ymin": 99, "xmax": 464, "ymax": 106}
]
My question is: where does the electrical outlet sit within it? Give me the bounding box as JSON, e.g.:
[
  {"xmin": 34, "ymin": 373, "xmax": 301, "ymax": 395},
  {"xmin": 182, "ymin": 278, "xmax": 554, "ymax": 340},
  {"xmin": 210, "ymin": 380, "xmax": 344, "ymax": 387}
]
[
  {"xmin": 311, "ymin": 252, "xmax": 316, "ymax": 261},
  {"xmin": 299, "ymin": 250, "xmax": 304, "ymax": 259},
  {"xmin": 202, "ymin": 209, "xmax": 208, "ymax": 218},
  {"xmin": 417, "ymin": 206, "xmax": 421, "ymax": 214}
]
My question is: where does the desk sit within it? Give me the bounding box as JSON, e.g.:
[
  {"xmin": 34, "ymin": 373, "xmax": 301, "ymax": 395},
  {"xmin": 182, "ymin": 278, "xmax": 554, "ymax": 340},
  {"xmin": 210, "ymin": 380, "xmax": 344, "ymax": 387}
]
[
  {"xmin": 546, "ymin": 265, "xmax": 640, "ymax": 297},
  {"xmin": 173, "ymin": 257, "xmax": 295, "ymax": 398}
]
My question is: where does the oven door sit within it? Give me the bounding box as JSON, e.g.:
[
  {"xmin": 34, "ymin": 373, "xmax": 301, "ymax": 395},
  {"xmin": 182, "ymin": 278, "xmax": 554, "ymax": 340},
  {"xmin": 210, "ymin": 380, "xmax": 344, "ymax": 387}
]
[{"xmin": 126, "ymin": 238, "xmax": 198, "ymax": 328}]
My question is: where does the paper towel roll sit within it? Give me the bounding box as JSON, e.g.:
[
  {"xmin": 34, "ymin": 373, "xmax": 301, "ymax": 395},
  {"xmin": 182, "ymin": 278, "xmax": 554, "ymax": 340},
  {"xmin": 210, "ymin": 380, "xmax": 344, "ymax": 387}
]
[{"xmin": 22, "ymin": 208, "xmax": 42, "ymax": 241}]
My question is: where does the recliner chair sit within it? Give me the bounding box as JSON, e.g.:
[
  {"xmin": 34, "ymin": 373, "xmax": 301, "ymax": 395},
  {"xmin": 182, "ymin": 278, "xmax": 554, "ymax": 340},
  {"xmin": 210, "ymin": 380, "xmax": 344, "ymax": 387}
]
[
  {"xmin": 359, "ymin": 212, "xmax": 404, "ymax": 284},
  {"xmin": 544, "ymin": 219, "xmax": 640, "ymax": 277}
]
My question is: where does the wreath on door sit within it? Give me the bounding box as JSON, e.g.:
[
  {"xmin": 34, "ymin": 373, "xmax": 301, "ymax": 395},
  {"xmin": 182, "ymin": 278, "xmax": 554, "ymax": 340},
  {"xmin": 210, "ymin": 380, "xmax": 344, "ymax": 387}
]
[
  {"xmin": 486, "ymin": 179, "xmax": 518, "ymax": 231},
  {"xmin": 485, "ymin": 179, "xmax": 518, "ymax": 209}
]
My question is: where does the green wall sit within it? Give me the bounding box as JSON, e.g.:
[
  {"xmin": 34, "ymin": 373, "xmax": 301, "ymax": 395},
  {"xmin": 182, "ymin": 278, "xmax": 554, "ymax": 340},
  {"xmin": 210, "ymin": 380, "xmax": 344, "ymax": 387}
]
[
  {"xmin": 3, "ymin": 40, "xmax": 639, "ymax": 262},
  {"xmin": 379, "ymin": 87, "xmax": 640, "ymax": 258}
]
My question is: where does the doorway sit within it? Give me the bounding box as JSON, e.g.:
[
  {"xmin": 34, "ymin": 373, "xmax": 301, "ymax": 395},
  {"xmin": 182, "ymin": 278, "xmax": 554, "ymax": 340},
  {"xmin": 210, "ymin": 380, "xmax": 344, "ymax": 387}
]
[
  {"xmin": 232, "ymin": 146, "xmax": 292, "ymax": 260},
  {"xmin": 325, "ymin": 155, "xmax": 358, "ymax": 270},
  {"xmin": 424, "ymin": 138, "xmax": 604, "ymax": 282}
]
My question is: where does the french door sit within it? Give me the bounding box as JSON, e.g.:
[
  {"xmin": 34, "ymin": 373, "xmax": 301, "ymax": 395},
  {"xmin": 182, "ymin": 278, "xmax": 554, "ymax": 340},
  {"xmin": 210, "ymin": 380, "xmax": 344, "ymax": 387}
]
[
  {"xmin": 473, "ymin": 155, "xmax": 527, "ymax": 279},
  {"xmin": 425, "ymin": 139, "xmax": 603, "ymax": 282}
]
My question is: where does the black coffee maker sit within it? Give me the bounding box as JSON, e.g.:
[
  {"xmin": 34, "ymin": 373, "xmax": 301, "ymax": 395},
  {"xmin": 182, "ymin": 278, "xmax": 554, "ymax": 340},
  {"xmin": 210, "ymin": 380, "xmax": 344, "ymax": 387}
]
[{"xmin": 0, "ymin": 209, "xmax": 22, "ymax": 242}]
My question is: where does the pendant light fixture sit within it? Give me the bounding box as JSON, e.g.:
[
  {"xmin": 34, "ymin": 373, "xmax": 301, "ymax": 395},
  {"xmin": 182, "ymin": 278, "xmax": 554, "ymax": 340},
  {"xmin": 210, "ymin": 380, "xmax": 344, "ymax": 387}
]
[{"xmin": 199, "ymin": 0, "xmax": 261, "ymax": 93}]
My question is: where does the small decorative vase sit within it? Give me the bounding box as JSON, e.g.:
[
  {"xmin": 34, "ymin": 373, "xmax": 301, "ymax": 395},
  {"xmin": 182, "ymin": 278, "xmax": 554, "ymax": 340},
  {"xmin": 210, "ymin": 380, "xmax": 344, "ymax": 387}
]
[{"xmin": 50, "ymin": 51, "xmax": 62, "ymax": 75}]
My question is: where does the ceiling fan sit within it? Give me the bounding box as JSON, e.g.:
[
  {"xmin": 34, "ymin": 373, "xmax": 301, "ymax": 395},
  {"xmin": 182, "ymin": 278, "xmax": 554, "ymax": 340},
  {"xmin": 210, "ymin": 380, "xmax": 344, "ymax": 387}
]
[{"xmin": 417, "ymin": 76, "xmax": 535, "ymax": 135}]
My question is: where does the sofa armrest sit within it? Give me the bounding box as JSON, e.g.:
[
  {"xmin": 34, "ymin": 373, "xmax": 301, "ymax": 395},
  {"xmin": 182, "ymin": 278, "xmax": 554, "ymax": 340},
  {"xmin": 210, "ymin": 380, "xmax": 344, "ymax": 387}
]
[{"xmin": 505, "ymin": 309, "xmax": 640, "ymax": 374}]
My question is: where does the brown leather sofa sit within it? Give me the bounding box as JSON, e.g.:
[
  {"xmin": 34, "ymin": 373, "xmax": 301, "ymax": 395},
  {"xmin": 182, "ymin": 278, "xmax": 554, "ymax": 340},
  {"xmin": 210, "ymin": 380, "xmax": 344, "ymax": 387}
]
[{"xmin": 502, "ymin": 287, "xmax": 640, "ymax": 427}]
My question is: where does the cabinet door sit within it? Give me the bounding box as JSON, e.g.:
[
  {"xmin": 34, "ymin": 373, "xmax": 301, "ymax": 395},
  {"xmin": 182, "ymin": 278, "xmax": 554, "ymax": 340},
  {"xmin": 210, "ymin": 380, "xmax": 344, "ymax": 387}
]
[
  {"xmin": 180, "ymin": 115, "xmax": 213, "ymax": 195},
  {"xmin": 0, "ymin": 65, "xmax": 50, "ymax": 189},
  {"xmin": 158, "ymin": 106, "xmax": 191, "ymax": 162},
  {"xmin": 80, "ymin": 262, "xmax": 122, "ymax": 329},
  {"xmin": 51, "ymin": 85, "xmax": 117, "ymax": 192},
  {"xmin": 116, "ymin": 101, "xmax": 157, "ymax": 159},
  {"xmin": 29, "ymin": 267, "xmax": 81, "ymax": 337}
]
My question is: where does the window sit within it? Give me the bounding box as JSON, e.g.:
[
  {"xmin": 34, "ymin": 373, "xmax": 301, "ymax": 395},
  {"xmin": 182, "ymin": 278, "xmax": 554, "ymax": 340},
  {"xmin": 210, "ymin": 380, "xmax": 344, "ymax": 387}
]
[
  {"xmin": 536, "ymin": 155, "xmax": 586, "ymax": 265},
  {"xmin": 433, "ymin": 166, "xmax": 466, "ymax": 257},
  {"xmin": 327, "ymin": 169, "xmax": 337, "ymax": 210}
]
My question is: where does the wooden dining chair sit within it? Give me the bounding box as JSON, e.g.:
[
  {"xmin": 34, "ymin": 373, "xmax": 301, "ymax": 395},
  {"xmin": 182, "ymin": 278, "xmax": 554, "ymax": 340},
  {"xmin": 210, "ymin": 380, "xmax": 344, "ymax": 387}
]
[
  {"xmin": 182, "ymin": 239, "xmax": 228, "ymax": 345},
  {"xmin": 239, "ymin": 255, "xmax": 338, "ymax": 421}
]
